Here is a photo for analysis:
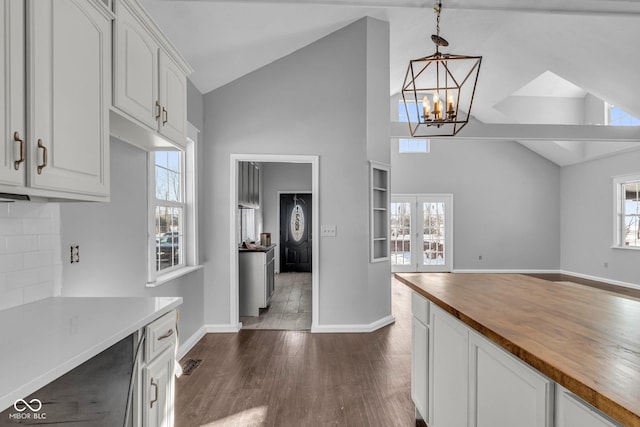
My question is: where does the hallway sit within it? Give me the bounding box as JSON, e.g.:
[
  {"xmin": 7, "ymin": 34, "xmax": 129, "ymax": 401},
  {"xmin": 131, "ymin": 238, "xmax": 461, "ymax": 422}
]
[{"xmin": 175, "ymin": 279, "xmax": 414, "ymax": 426}]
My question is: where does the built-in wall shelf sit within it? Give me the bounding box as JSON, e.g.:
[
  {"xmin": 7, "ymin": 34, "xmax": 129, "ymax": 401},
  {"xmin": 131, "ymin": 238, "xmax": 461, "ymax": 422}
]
[{"xmin": 370, "ymin": 162, "xmax": 390, "ymax": 263}]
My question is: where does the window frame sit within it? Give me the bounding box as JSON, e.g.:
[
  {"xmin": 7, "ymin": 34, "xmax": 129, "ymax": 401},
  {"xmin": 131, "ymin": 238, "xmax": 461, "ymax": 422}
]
[
  {"xmin": 147, "ymin": 126, "xmax": 200, "ymax": 286},
  {"xmin": 612, "ymin": 173, "xmax": 640, "ymax": 250}
]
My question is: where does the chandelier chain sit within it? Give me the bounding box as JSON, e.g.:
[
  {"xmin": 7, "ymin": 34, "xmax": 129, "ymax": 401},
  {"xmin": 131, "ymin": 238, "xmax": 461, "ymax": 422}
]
[{"xmin": 435, "ymin": 1, "xmax": 441, "ymax": 39}]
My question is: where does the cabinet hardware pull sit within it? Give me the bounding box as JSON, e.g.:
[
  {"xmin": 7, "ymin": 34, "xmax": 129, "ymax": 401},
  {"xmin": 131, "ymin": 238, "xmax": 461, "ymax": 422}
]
[
  {"xmin": 157, "ymin": 329, "xmax": 174, "ymax": 340},
  {"xmin": 155, "ymin": 101, "xmax": 161, "ymax": 120},
  {"xmin": 37, "ymin": 139, "xmax": 47, "ymax": 175},
  {"xmin": 150, "ymin": 379, "xmax": 158, "ymax": 408},
  {"xmin": 162, "ymin": 107, "xmax": 168, "ymax": 125},
  {"xmin": 13, "ymin": 132, "xmax": 25, "ymax": 170}
]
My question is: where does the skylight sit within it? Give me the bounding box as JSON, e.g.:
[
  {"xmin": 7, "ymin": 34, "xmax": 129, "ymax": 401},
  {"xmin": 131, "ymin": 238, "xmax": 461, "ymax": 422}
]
[{"xmin": 608, "ymin": 105, "xmax": 640, "ymax": 126}]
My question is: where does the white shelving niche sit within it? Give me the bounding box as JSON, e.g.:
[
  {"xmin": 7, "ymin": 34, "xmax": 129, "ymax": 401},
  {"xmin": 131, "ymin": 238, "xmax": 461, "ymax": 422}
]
[{"xmin": 370, "ymin": 161, "xmax": 390, "ymax": 262}]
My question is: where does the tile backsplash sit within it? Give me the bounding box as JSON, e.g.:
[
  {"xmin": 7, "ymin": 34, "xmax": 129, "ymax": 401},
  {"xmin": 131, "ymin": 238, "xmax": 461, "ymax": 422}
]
[{"xmin": 0, "ymin": 203, "xmax": 62, "ymax": 310}]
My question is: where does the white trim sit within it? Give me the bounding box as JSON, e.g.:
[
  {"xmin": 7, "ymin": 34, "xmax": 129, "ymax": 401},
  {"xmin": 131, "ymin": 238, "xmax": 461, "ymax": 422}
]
[
  {"xmin": 612, "ymin": 172, "xmax": 640, "ymax": 248},
  {"xmin": 559, "ymin": 270, "xmax": 640, "ymax": 290},
  {"xmin": 146, "ymin": 265, "xmax": 203, "ymax": 288},
  {"xmin": 230, "ymin": 154, "xmax": 320, "ymax": 332},
  {"xmin": 205, "ymin": 323, "xmax": 243, "ymax": 333},
  {"xmin": 176, "ymin": 325, "xmax": 206, "ymax": 360},
  {"xmin": 452, "ymin": 269, "xmax": 560, "ymax": 274},
  {"xmin": 311, "ymin": 315, "xmax": 395, "ymax": 333}
]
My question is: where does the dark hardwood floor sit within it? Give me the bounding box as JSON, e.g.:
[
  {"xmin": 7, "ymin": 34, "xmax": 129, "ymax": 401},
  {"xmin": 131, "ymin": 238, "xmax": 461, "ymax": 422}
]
[{"xmin": 175, "ymin": 280, "xmax": 414, "ymax": 427}]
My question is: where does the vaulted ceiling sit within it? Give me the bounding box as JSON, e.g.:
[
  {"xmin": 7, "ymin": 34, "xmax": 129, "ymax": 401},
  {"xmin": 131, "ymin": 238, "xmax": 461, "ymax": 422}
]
[{"xmin": 140, "ymin": 0, "xmax": 640, "ymax": 165}]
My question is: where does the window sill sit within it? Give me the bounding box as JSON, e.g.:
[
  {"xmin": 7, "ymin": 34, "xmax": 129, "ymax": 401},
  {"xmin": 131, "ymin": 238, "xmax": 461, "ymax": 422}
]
[
  {"xmin": 610, "ymin": 245, "xmax": 640, "ymax": 251},
  {"xmin": 146, "ymin": 265, "xmax": 203, "ymax": 288}
]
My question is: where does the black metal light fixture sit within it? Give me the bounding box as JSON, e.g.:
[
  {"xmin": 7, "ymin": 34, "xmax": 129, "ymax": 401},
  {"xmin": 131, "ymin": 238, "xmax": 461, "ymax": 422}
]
[{"xmin": 402, "ymin": 1, "xmax": 482, "ymax": 137}]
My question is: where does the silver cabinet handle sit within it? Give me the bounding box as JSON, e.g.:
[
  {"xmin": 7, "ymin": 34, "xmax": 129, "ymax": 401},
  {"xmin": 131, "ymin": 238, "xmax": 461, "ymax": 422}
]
[
  {"xmin": 37, "ymin": 139, "xmax": 47, "ymax": 175},
  {"xmin": 157, "ymin": 329, "xmax": 174, "ymax": 341},
  {"xmin": 162, "ymin": 106, "xmax": 168, "ymax": 125},
  {"xmin": 155, "ymin": 100, "xmax": 161, "ymax": 120},
  {"xmin": 13, "ymin": 132, "xmax": 25, "ymax": 170},
  {"xmin": 150, "ymin": 379, "xmax": 158, "ymax": 408}
]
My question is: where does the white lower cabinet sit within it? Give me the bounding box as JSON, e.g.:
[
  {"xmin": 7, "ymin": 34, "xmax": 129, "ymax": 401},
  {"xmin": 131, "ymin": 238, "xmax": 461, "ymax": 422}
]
[
  {"xmin": 556, "ymin": 385, "xmax": 622, "ymax": 427},
  {"xmin": 411, "ymin": 293, "xmax": 429, "ymax": 422},
  {"xmin": 430, "ymin": 304, "xmax": 469, "ymax": 427},
  {"xmin": 136, "ymin": 310, "xmax": 177, "ymax": 427},
  {"xmin": 412, "ymin": 293, "xmax": 556, "ymax": 427},
  {"xmin": 142, "ymin": 346, "xmax": 175, "ymax": 427},
  {"xmin": 469, "ymin": 332, "xmax": 553, "ymax": 427}
]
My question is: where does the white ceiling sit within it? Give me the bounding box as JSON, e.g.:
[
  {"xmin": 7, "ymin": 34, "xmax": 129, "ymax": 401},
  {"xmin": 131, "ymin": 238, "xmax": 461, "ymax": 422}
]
[{"xmin": 140, "ymin": 0, "xmax": 640, "ymax": 165}]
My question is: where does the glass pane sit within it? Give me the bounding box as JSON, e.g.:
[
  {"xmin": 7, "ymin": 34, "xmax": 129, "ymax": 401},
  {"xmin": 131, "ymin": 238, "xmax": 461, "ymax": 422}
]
[
  {"xmin": 422, "ymin": 202, "xmax": 445, "ymax": 265},
  {"xmin": 155, "ymin": 151, "xmax": 183, "ymax": 202},
  {"xmin": 167, "ymin": 151, "xmax": 180, "ymax": 173},
  {"xmin": 391, "ymin": 202, "xmax": 412, "ymax": 265},
  {"xmin": 623, "ymin": 182, "xmax": 640, "ymax": 247},
  {"xmin": 155, "ymin": 206, "xmax": 183, "ymax": 271}
]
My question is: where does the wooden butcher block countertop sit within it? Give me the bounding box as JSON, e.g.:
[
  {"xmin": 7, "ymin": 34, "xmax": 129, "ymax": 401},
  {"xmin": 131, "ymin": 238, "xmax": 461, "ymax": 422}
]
[{"xmin": 395, "ymin": 272, "xmax": 640, "ymax": 427}]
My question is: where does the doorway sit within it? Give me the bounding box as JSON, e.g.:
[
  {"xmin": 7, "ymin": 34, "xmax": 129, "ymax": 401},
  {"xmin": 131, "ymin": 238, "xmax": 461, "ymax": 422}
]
[
  {"xmin": 280, "ymin": 193, "xmax": 312, "ymax": 273},
  {"xmin": 390, "ymin": 194, "xmax": 453, "ymax": 272},
  {"xmin": 230, "ymin": 155, "xmax": 319, "ymax": 332}
]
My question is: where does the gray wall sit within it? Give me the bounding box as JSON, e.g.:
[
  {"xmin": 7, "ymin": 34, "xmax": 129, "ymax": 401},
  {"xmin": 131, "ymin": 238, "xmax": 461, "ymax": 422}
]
[
  {"xmin": 261, "ymin": 162, "xmax": 312, "ymax": 273},
  {"xmin": 60, "ymin": 139, "xmax": 204, "ymax": 345},
  {"xmin": 202, "ymin": 17, "xmax": 392, "ymax": 328},
  {"xmin": 390, "ymin": 138, "xmax": 561, "ymax": 271},
  {"xmin": 187, "ymin": 79, "xmax": 204, "ymax": 132},
  {"xmin": 560, "ymin": 148, "xmax": 640, "ymax": 284}
]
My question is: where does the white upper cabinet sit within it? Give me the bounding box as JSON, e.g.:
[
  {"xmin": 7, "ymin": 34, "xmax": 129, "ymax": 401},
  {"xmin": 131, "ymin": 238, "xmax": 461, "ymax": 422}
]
[
  {"xmin": 158, "ymin": 50, "xmax": 187, "ymax": 144},
  {"xmin": 0, "ymin": 0, "xmax": 25, "ymax": 187},
  {"xmin": 0, "ymin": 0, "xmax": 111, "ymax": 200},
  {"xmin": 27, "ymin": 0, "xmax": 111, "ymax": 197},
  {"xmin": 113, "ymin": 0, "xmax": 191, "ymax": 150},
  {"xmin": 113, "ymin": 1, "xmax": 159, "ymax": 130}
]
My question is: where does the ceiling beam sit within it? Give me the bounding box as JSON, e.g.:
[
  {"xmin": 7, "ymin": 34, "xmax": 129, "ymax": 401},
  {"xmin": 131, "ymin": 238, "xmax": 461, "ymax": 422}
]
[{"xmin": 390, "ymin": 121, "xmax": 640, "ymax": 142}]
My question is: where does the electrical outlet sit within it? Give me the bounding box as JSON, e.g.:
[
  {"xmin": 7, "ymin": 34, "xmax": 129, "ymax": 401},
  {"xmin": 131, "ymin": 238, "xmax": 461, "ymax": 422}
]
[
  {"xmin": 478, "ymin": 255, "xmax": 483, "ymax": 261},
  {"xmin": 604, "ymin": 262, "xmax": 609, "ymax": 268},
  {"xmin": 70, "ymin": 245, "xmax": 80, "ymax": 263}
]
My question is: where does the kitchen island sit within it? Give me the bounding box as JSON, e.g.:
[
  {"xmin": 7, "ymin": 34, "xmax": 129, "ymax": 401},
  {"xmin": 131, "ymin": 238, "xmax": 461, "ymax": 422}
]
[{"xmin": 395, "ymin": 272, "xmax": 640, "ymax": 427}]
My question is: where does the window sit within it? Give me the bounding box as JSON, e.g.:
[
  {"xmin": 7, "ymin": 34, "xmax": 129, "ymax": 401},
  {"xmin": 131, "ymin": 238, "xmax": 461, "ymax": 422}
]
[
  {"xmin": 391, "ymin": 195, "xmax": 453, "ymax": 272},
  {"xmin": 607, "ymin": 104, "xmax": 640, "ymax": 126},
  {"xmin": 399, "ymin": 139, "xmax": 429, "ymax": 153},
  {"xmin": 614, "ymin": 174, "xmax": 640, "ymax": 249},
  {"xmin": 398, "ymin": 100, "xmax": 420, "ymax": 123},
  {"xmin": 153, "ymin": 151, "xmax": 185, "ymax": 272}
]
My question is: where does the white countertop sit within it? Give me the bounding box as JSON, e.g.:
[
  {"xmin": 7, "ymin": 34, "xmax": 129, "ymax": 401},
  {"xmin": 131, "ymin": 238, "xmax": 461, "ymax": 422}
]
[{"xmin": 0, "ymin": 296, "xmax": 182, "ymax": 412}]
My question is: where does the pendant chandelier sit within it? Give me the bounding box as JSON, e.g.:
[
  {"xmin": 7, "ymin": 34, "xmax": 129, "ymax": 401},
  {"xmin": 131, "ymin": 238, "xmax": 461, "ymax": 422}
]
[{"xmin": 402, "ymin": 1, "xmax": 482, "ymax": 137}]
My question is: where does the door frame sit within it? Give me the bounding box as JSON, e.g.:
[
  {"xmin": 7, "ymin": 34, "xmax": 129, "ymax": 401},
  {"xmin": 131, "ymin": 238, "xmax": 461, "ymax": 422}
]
[
  {"xmin": 229, "ymin": 154, "xmax": 319, "ymax": 331},
  {"xmin": 277, "ymin": 191, "xmax": 312, "ymax": 274},
  {"xmin": 391, "ymin": 193, "xmax": 454, "ymax": 273}
]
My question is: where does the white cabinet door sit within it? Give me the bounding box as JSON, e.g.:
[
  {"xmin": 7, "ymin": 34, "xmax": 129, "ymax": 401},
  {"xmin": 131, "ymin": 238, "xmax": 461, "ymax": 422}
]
[
  {"xmin": 430, "ymin": 305, "xmax": 469, "ymax": 427},
  {"xmin": 27, "ymin": 0, "xmax": 110, "ymax": 196},
  {"xmin": 0, "ymin": 0, "xmax": 25, "ymax": 186},
  {"xmin": 158, "ymin": 50, "xmax": 187, "ymax": 147},
  {"xmin": 412, "ymin": 316, "xmax": 429, "ymax": 422},
  {"xmin": 470, "ymin": 332, "xmax": 553, "ymax": 427},
  {"xmin": 114, "ymin": 0, "xmax": 159, "ymax": 131},
  {"xmin": 143, "ymin": 347, "xmax": 175, "ymax": 427},
  {"xmin": 556, "ymin": 385, "xmax": 622, "ymax": 427}
]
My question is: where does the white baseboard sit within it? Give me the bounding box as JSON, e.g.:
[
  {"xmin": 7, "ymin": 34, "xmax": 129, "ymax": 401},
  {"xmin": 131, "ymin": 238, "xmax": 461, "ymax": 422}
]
[
  {"xmin": 205, "ymin": 323, "xmax": 242, "ymax": 333},
  {"xmin": 560, "ymin": 270, "xmax": 640, "ymax": 290},
  {"xmin": 311, "ymin": 314, "xmax": 395, "ymax": 333},
  {"xmin": 452, "ymin": 269, "xmax": 560, "ymax": 274},
  {"xmin": 177, "ymin": 326, "xmax": 206, "ymax": 360}
]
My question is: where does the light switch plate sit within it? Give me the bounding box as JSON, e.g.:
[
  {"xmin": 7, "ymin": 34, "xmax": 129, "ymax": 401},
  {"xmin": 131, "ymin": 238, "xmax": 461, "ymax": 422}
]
[{"xmin": 321, "ymin": 225, "xmax": 337, "ymax": 237}]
